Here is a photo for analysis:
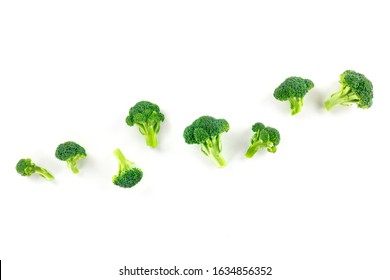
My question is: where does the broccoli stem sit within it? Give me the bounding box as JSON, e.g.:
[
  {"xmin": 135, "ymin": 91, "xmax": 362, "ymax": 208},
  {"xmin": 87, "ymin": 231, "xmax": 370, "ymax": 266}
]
[
  {"xmin": 144, "ymin": 126, "xmax": 158, "ymax": 148},
  {"xmin": 267, "ymin": 146, "xmax": 277, "ymax": 153},
  {"xmin": 289, "ymin": 97, "xmax": 303, "ymax": 115},
  {"xmin": 67, "ymin": 160, "xmax": 79, "ymax": 174},
  {"xmin": 245, "ymin": 142, "xmax": 267, "ymax": 158},
  {"xmin": 113, "ymin": 148, "xmax": 134, "ymax": 172},
  {"xmin": 136, "ymin": 124, "xmax": 159, "ymax": 147},
  {"xmin": 209, "ymin": 148, "xmax": 227, "ymax": 167},
  {"xmin": 34, "ymin": 166, "xmax": 55, "ymax": 180},
  {"xmin": 65, "ymin": 154, "xmax": 85, "ymax": 174},
  {"xmin": 114, "ymin": 148, "xmax": 127, "ymax": 170},
  {"xmin": 325, "ymin": 86, "xmax": 355, "ymax": 111},
  {"xmin": 201, "ymin": 138, "xmax": 227, "ymax": 167},
  {"xmin": 114, "ymin": 148, "xmax": 126, "ymax": 163}
]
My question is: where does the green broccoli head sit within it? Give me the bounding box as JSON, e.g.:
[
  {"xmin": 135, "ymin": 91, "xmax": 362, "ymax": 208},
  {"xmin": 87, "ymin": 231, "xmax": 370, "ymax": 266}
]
[
  {"xmin": 112, "ymin": 148, "xmax": 143, "ymax": 188},
  {"xmin": 251, "ymin": 122, "xmax": 266, "ymax": 132},
  {"xmin": 16, "ymin": 158, "xmax": 54, "ymax": 180},
  {"xmin": 55, "ymin": 141, "xmax": 87, "ymax": 174},
  {"xmin": 246, "ymin": 122, "xmax": 280, "ymax": 158},
  {"xmin": 125, "ymin": 101, "xmax": 165, "ymax": 148},
  {"xmin": 183, "ymin": 116, "xmax": 229, "ymax": 167},
  {"xmin": 324, "ymin": 70, "xmax": 373, "ymax": 111},
  {"xmin": 273, "ymin": 76, "xmax": 314, "ymax": 115}
]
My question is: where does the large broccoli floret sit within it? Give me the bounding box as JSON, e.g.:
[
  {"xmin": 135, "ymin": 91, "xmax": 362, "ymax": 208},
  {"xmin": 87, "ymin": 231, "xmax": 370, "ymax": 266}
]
[
  {"xmin": 324, "ymin": 70, "xmax": 373, "ymax": 111},
  {"xmin": 126, "ymin": 101, "xmax": 165, "ymax": 148},
  {"xmin": 183, "ymin": 116, "xmax": 229, "ymax": 167},
  {"xmin": 16, "ymin": 158, "xmax": 54, "ymax": 180},
  {"xmin": 245, "ymin": 123, "xmax": 280, "ymax": 158},
  {"xmin": 274, "ymin": 76, "xmax": 314, "ymax": 115},
  {"xmin": 55, "ymin": 141, "xmax": 87, "ymax": 174},
  {"xmin": 112, "ymin": 148, "xmax": 143, "ymax": 188}
]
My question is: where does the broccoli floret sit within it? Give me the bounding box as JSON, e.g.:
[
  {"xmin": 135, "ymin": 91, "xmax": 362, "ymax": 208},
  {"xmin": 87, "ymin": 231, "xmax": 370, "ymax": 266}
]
[
  {"xmin": 112, "ymin": 148, "xmax": 143, "ymax": 188},
  {"xmin": 55, "ymin": 141, "xmax": 87, "ymax": 174},
  {"xmin": 245, "ymin": 123, "xmax": 280, "ymax": 158},
  {"xmin": 126, "ymin": 101, "xmax": 165, "ymax": 148},
  {"xmin": 274, "ymin": 76, "xmax": 314, "ymax": 115},
  {"xmin": 16, "ymin": 158, "xmax": 54, "ymax": 180},
  {"xmin": 183, "ymin": 116, "xmax": 229, "ymax": 167},
  {"xmin": 324, "ymin": 70, "xmax": 373, "ymax": 111}
]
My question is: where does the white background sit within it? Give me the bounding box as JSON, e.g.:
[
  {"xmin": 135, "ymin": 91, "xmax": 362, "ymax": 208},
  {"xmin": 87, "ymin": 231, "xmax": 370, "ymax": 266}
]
[{"xmin": 1, "ymin": 0, "xmax": 389, "ymax": 279}]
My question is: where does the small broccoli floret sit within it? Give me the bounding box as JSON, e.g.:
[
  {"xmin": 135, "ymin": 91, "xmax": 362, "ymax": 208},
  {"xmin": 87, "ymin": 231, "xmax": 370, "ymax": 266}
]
[
  {"xmin": 245, "ymin": 123, "xmax": 280, "ymax": 158},
  {"xmin": 324, "ymin": 70, "xmax": 373, "ymax": 111},
  {"xmin": 55, "ymin": 141, "xmax": 87, "ymax": 174},
  {"xmin": 126, "ymin": 101, "xmax": 165, "ymax": 148},
  {"xmin": 112, "ymin": 148, "xmax": 143, "ymax": 188},
  {"xmin": 183, "ymin": 116, "xmax": 229, "ymax": 167},
  {"xmin": 274, "ymin": 76, "xmax": 314, "ymax": 115},
  {"xmin": 16, "ymin": 158, "xmax": 54, "ymax": 180}
]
